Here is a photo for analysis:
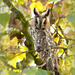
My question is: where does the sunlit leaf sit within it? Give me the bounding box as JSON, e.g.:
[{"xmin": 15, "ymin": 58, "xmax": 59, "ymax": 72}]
[
  {"xmin": 6, "ymin": 53, "xmax": 16, "ymax": 60},
  {"xmin": 20, "ymin": 45, "xmax": 28, "ymax": 52},
  {"xmin": 32, "ymin": 0, "xmax": 36, "ymax": 2},
  {"xmin": 8, "ymin": 57, "xmax": 17, "ymax": 68},
  {"xmin": 13, "ymin": 69, "xmax": 21, "ymax": 73},
  {"xmin": 30, "ymin": 1, "xmax": 45, "ymax": 11},
  {"xmin": 18, "ymin": 0, "xmax": 25, "ymax": 4},
  {"xmin": 0, "ymin": 13, "xmax": 10, "ymax": 27},
  {"xmin": 1, "ymin": 28, "xmax": 5, "ymax": 33},
  {"xmin": 64, "ymin": 58, "xmax": 72, "ymax": 69},
  {"xmin": 30, "ymin": 2, "xmax": 36, "ymax": 11},
  {"xmin": 36, "ymin": 1, "xmax": 44, "ymax": 11},
  {"xmin": 54, "ymin": 37, "xmax": 59, "ymax": 44},
  {"xmin": 10, "ymin": 37, "xmax": 18, "ymax": 46},
  {"xmin": 58, "ymin": 49, "xmax": 64, "ymax": 54},
  {"xmin": 8, "ymin": 46, "xmax": 28, "ymax": 68}
]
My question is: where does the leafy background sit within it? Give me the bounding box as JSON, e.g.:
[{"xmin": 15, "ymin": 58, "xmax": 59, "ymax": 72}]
[{"xmin": 0, "ymin": 0, "xmax": 75, "ymax": 75}]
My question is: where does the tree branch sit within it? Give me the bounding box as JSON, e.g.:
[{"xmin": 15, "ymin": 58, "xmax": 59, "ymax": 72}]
[
  {"xmin": 3, "ymin": 0, "xmax": 35, "ymax": 51},
  {"xmin": 60, "ymin": 42, "xmax": 75, "ymax": 58}
]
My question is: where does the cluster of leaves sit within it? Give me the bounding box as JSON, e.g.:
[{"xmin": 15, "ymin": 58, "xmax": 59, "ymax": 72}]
[{"xmin": 0, "ymin": 0, "xmax": 75, "ymax": 75}]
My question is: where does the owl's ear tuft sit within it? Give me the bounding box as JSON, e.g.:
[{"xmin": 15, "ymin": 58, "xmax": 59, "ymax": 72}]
[
  {"xmin": 34, "ymin": 8, "xmax": 40, "ymax": 17},
  {"xmin": 44, "ymin": 9, "xmax": 50, "ymax": 17}
]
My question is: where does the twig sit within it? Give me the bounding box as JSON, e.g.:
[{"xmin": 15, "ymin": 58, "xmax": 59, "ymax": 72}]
[
  {"xmin": 10, "ymin": 46, "xmax": 67, "ymax": 56},
  {"xmin": 10, "ymin": 42, "xmax": 75, "ymax": 59},
  {"xmin": 60, "ymin": 42, "xmax": 75, "ymax": 58},
  {"xmin": 61, "ymin": 37, "xmax": 75, "ymax": 41}
]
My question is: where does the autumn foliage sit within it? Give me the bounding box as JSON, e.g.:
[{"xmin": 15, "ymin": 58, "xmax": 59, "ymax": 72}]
[{"xmin": 0, "ymin": 0, "xmax": 75, "ymax": 75}]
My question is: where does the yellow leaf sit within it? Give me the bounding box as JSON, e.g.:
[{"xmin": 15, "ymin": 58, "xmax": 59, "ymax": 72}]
[
  {"xmin": 8, "ymin": 57, "xmax": 17, "ymax": 68},
  {"xmin": 20, "ymin": 46, "xmax": 28, "ymax": 52},
  {"xmin": 8, "ymin": 46, "xmax": 28, "ymax": 68},
  {"xmin": 36, "ymin": 1, "xmax": 44, "ymax": 11},
  {"xmin": 54, "ymin": 37, "xmax": 59, "ymax": 44},
  {"xmin": 1, "ymin": 28, "xmax": 5, "ymax": 32},
  {"xmin": 30, "ymin": 2, "xmax": 36, "ymax": 11},
  {"xmin": 18, "ymin": 0, "xmax": 25, "ymax": 4},
  {"xmin": 30, "ymin": 1, "xmax": 46, "ymax": 11},
  {"xmin": 32, "ymin": 0, "xmax": 36, "ymax": 2},
  {"xmin": 13, "ymin": 69, "xmax": 21, "ymax": 73},
  {"xmin": 58, "ymin": 49, "xmax": 64, "ymax": 55},
  {"xmin": 1, "ymin": 35, "xmax": 10, "ymax": 50},
  {"xmin": 8, "ymin": 53, "xmax": 26, "ymax": 68},
  {"xmin": 16, "ymin": 51, "xmax": 27, "ymax": 60},
  {"xmin": 10, "ymin": 37, "xmax": 18, "ymax": 46}
]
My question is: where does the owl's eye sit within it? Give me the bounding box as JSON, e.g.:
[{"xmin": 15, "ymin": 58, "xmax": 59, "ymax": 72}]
[
  {"xmin": 42, "ymin": 28, "xmax": 45, "ymax": 30},
  {"xmin": 35, "ymin": 19, "xmax": 38, "ymax": 24},
  {"xmin": 44, "ymin": 20, "xmax": 46, "ymax": 25}
]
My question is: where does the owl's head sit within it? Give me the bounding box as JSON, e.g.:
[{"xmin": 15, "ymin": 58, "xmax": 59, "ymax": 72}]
[{"xmin": 34, "ymin": 8, "xmax": 50, "ymax": 30}]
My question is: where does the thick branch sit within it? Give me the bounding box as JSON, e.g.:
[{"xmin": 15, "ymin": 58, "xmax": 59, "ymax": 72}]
[{"xmin": 3, "ymin": 0, "xmax": 35, "ymax": 51}]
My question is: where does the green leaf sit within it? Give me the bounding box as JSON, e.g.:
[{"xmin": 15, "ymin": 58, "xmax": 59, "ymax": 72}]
[
  {"xmin": 55, "ymin": 5, "xmax": 62, "ymax": 13},
  {"xmin": 70, "ymin": 67, "xmax": 75, "ymax": 75},
  {"xmin": 0, "ymin": 56, "xmax": 7, "ymax": 62},
  {"xmin": 36, "ymin": 70, "xmax": 48, "ymax": 75},
  {"xmin": 47, "ymin": 70, "xmax": 52, "ymax": 75},
  {"xmin": 70, "ymin": 45, "xmax": 75, "ymax": 55},
  {"xmin": 18, "ymin": 3, "xmax": 24, "ymax": 14},
  {"xmin": 9, "ymin": 71, "xmax": 17, "ymax": 75},
  {"xmin": 65, "ymin": 3, "xmax": 70, "ymax": 8},
  {"xmin": 23, "ymin": 67, "xmax": 48, "ymax": 75},
  {"xmin": 67, "ymin": 12, "xmax": 75, "ymax": 26},
  {"xmin": 23, "ymin": 67, "xmax": 37, "ymax": 75},
  {"xmin": 0, "ymin": 0, "xmax": 3, "ymax": 3},
  {"xmin": 70, "ymin": 44, "xmax": 75, "ymax": 55},
  {"xmin": 58, "ymin": 68, "xmax": 62, "ymax": 73},
  {"xmin": 0, "ymin": 69, "xmax": 9, "ymax": 75},
  {"xmin": 26, "ymin": 14, "xmax": 31, "ymax": 18},
  {"xmin": 0, "ymin": 13, "xmax": 10, "ymax": 27}
]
